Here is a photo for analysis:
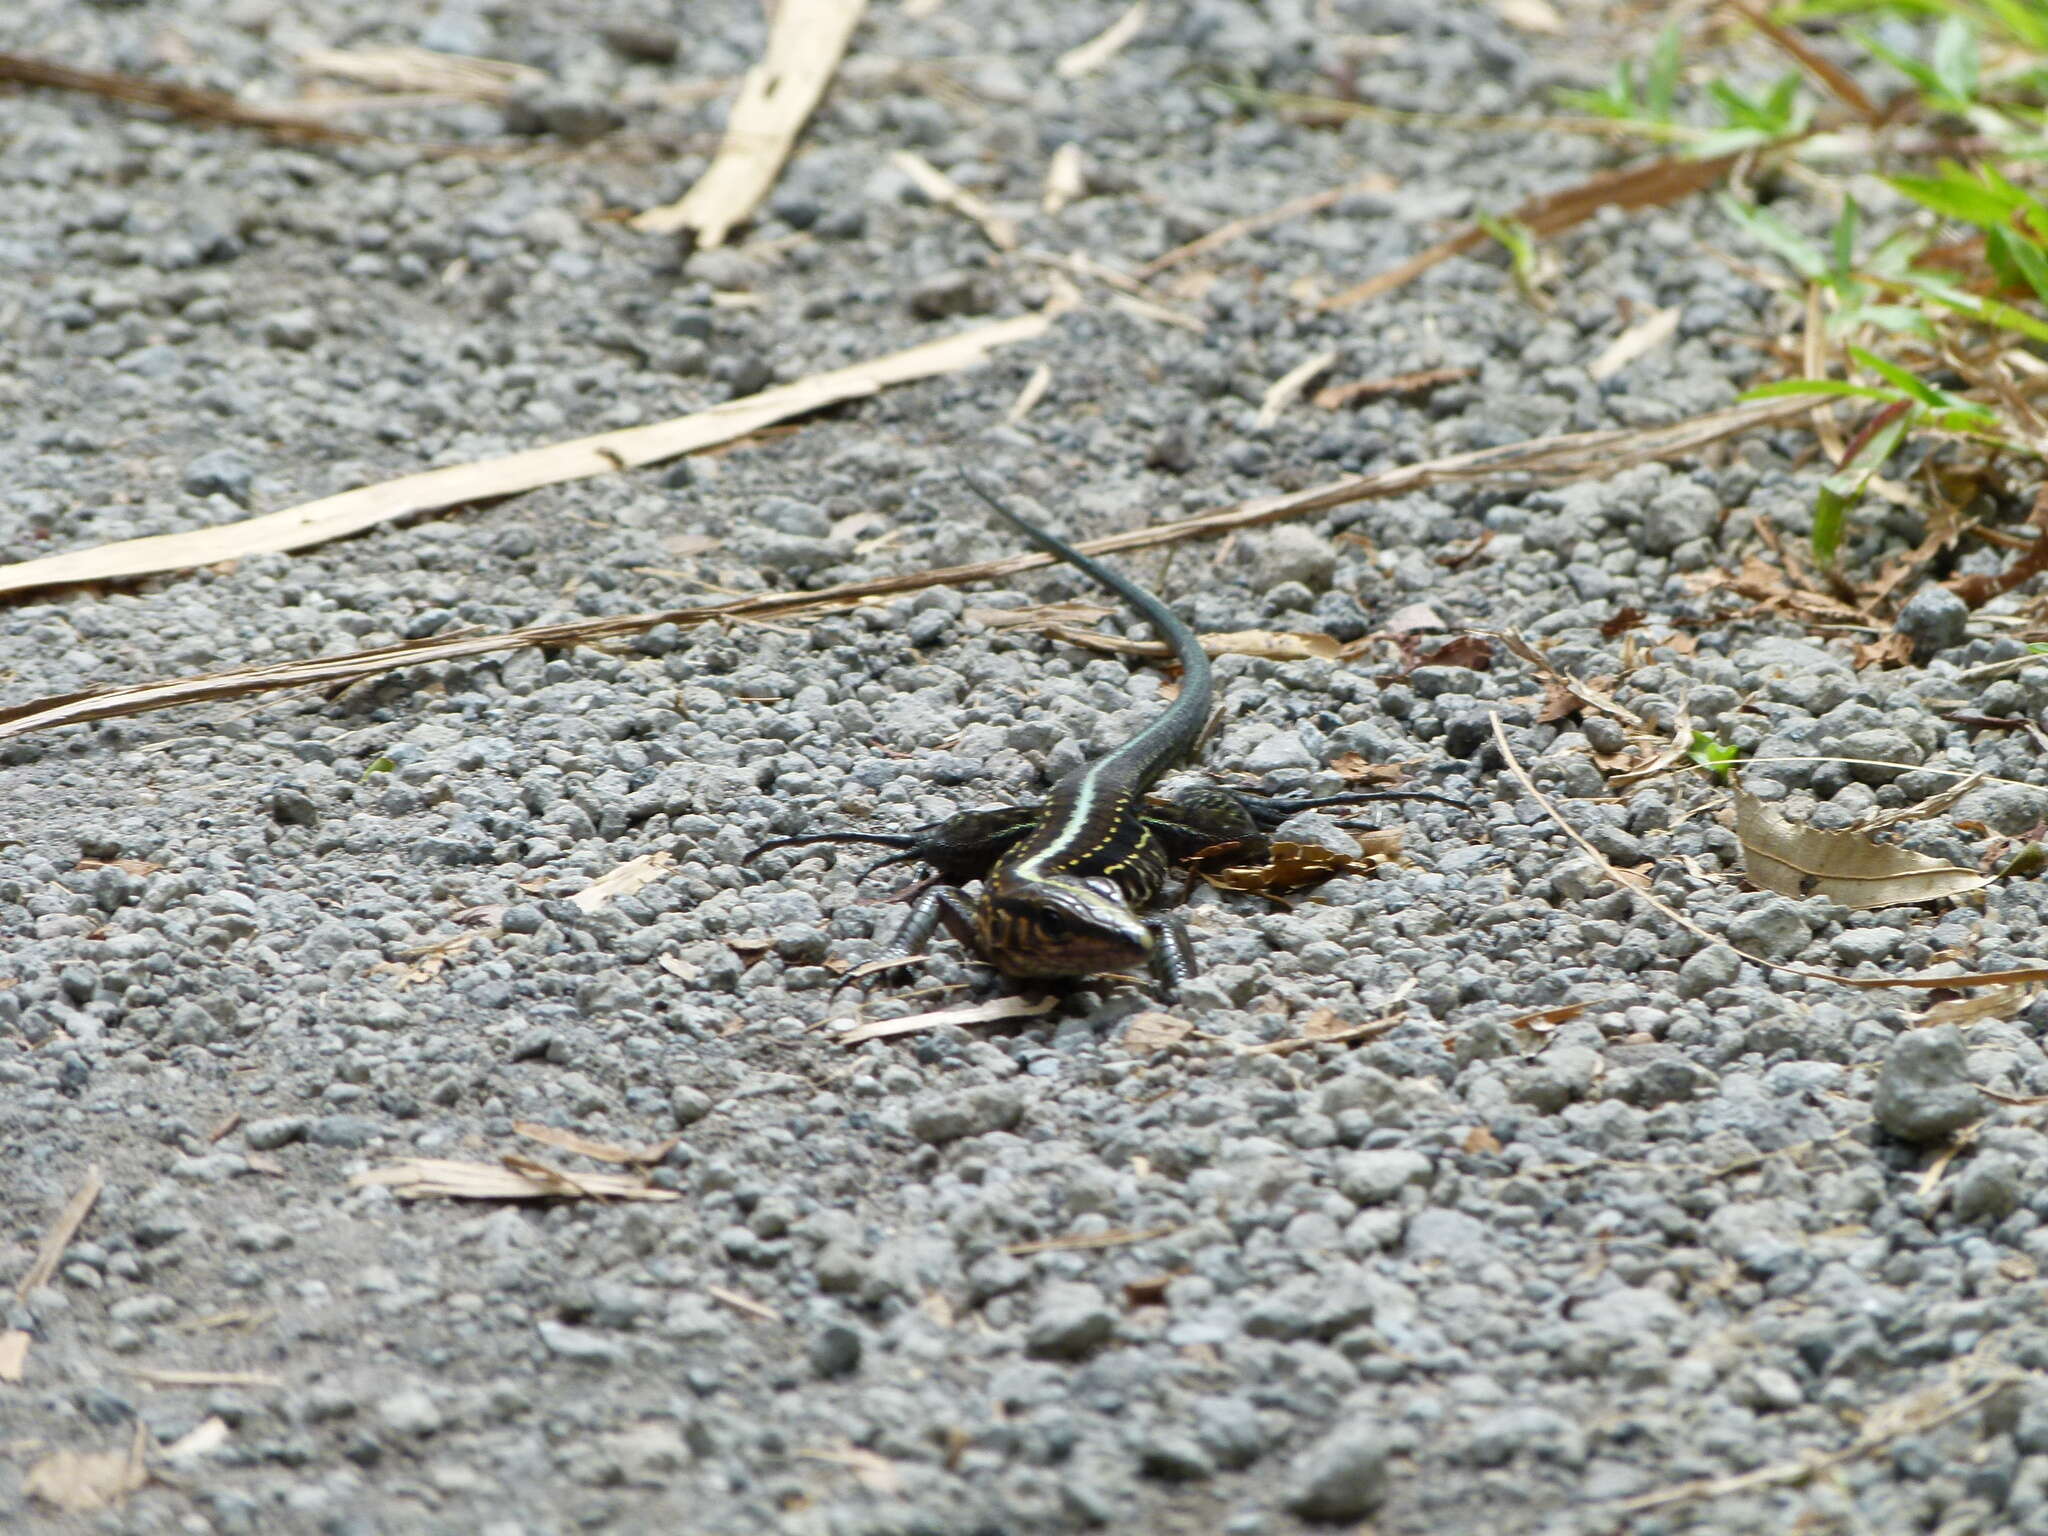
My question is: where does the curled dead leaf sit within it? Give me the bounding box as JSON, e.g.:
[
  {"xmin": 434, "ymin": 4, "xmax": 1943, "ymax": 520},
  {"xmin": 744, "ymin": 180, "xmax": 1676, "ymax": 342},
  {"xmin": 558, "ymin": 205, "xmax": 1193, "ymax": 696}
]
[
  {"xmin": 1734, "ymin": 787, "xmax": 1992, "ymax": 910},
  {"xmin": 1119, "ymin": 1012, "xmax": 1194, "ymax": 1052},
  {"xmin": 1201, "ymin": 835, "xmax": 1400, "ymax": 896}
]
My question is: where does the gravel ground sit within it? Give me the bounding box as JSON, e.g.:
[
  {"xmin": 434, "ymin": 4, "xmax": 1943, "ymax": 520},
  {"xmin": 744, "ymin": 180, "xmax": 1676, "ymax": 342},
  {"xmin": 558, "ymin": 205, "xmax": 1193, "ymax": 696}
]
[{"xmin": 7, "ymin": 2, "xmax": 2048, "ymax": 1534}]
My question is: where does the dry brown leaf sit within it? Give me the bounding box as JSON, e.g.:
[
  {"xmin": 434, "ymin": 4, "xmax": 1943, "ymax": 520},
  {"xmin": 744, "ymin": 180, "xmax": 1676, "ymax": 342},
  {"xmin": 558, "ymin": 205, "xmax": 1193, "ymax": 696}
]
[
  {"xmin": 1123, "ymin": 1273, "xmax": 1176, "ymax": 1307},
  {"xmin": 1327, "ymin": 753, "xmax": 1415, "ymax": 787},
  {"xmin": 1323, "ymin": 151, "xmax": 1742, "ymax": 310},
  {"xmin": 1202, "ymin": 838, "xmax": 1387, "ymax": 896},
  {"xmin": 567, "ymin": 852, "xmax": 675, "ymax": 913},
  {"xmin": 1462, "ymin": 1124, "xmax": 1505, "ymax": 1154},
  {"xmin": 1509, "ymin": 1001, "xmax": 1587, "ymax": 1033},
  {"xmin": 632, "ymin": 0, "xmax": 866, "ymax": 241},
  {"xmin": 23, "ymin": 1424, "xmax": 146, "ymax": 1513},
  {"xmin": 1119, "ymin": 1012, "xmax": 1193, "ymax": 1052},
  {"xmin": 1599, "ymin": 606, "xmax": 1647, "ymax": 639},
  {"xmin": 1238, "ymin": 999, "xmax": 1411, "ymax": 1056},
  {"xmin": 834, "ymin": 994, "xmax": 1058, "ymax": 1045},
  {"xmin": 1005, "ymin": 1224, "xmax": 1179, "ymax": 1256},
  {"xmin": 1055, "ymin": 0, "xmax": 1148, "ymax": 78},
  {"xmin": 0, "ymin": 308, "xmax": 1056, "ymax": 601},
  {"xmin": 513, "ymin": 1121, "xmax": 679, "ymax": 1166},
  {"xmin": 349, "ymin": 1157, "xmax": 681, "ymax": 1203},
  {"xmin": 1919, "ymin": 985, "xmax": 2036, "ymax": 1028},
  {"xmin": 1735, "ymin": 788, "xmax": 1991, "ymax": 910},
  {"xmin": 1724, "ymin": 0, "xmax": 1882, "ymax": 124}
]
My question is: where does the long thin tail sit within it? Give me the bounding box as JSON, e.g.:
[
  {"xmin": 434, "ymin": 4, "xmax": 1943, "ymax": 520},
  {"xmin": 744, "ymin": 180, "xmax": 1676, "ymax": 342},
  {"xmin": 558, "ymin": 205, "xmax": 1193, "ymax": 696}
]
[{"xmin": 958, "ymin": 469, "xmax": 1211, "ymax": 780}]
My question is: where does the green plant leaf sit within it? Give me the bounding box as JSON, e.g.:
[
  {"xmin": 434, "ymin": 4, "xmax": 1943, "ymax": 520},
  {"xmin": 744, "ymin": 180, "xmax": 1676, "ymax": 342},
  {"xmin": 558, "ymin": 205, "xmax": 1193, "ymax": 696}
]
[
  {"xmin": 1739, "ymin": 378, "xmax": 1909, "ymax": 403},
  {"xmin": 1646, "ymin": 25, "xmax": 1682, "ymax": 121},
  {"xmin": 1887, "ymin": 165, "xmax": 2017, "ymax": 229},
  {"xmin": 1719, "ymin": 195, "xmax": 1828, "ymax": 280},
  {"xmin": 1846, "ymin": 345, "xmax": 1948, "ymax": 407},
  {"xmin": 1687, "ymin": 731, "xmax": 1742, "ymax": 779},
  {"xmin": 1831, "ymin": 196, "xmax": 1860, "ymax": 279},
  {"xmin": 1932, "ymin": 14, "xmax": 1980, "ymax": 105},
  {"xmin": 1813, "ymin": 401, "xmax": 1915, "ymax": 564}
]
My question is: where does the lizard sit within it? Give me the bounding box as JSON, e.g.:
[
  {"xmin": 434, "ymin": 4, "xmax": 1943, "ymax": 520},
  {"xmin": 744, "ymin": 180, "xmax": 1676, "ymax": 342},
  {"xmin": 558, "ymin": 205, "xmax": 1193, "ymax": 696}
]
[{"xmin": 746, "ymin": 469, "xmax": 1459, "ymax": 998}]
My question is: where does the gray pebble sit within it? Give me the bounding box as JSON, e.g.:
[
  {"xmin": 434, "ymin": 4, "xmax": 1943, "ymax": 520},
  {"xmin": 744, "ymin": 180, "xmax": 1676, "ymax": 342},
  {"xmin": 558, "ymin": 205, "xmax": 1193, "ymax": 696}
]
[
  {"xmin": 1873, "ymin": 1026, "xmax": 1981, "ymax": 1143},
  {"xmin": 908, "ymin": 1083, "xmax": 1026, "ymax": 1144},
  {"xmin": 1895, "ymin": 585, "xmax": 1969, "ymax": 661},
  {"xmin": 1025, "ymin": 1282, "xmax": 1115, "ymax": 1359},
  {"xmin": 1285, "ymin": 1416, "xmax": 1388, "ymax": 1521}
]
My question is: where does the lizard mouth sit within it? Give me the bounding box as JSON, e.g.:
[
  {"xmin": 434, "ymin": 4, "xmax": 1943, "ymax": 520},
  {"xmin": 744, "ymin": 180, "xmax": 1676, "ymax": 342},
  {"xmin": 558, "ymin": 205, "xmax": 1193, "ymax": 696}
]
[{"xmin": 978, "ymin": 894, "xmax": 1152, "ymax": 979}]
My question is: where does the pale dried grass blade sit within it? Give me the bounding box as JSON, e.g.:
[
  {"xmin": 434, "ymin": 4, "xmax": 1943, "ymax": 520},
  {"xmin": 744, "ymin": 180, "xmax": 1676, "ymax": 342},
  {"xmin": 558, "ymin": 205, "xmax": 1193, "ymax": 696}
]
[
  {"xmin": 125, "ymin": 1368, "xmax": 283, "ymax": 1389},
  {"xmin": 1107, "ymin": 290, "xmax": 1205, "ymax": 332},
  {"xmin": 0, "ymin": 307, "xmax": 1054, "ymax": 600},
  {"xmin": 1042, "ymin": 143, "xmax": 1088, "ymax": 215},
  {"xmin": 161, "ymin": 1417, "xmax": 232, "ymax": 1463},
  {"xmin": 513, "ymin": 1121, "xmax": 678, "ymax": 1166},
  {"xmin": 836, "ymin": 994, "xmax": 1057, "ymax": 1045},
  {"xmin": 1007, "ymin": 362, "xmax": 1054, "ymax": 423},
  {"xmin": 892, "ymin": 149, "xmax": 1018, "ymax": 249},
  {"xmin": 0, "ymin": 398, "xmax": 1807, "ymax": 746},
  {"xmin": 706, "ymin": 1284, "xmax": 782, "ymax": 1322},
  {"xmin": 349, "ymin": 1157, "xmax": 681, "ymax": 1202},
  {"xmin": 633, "ymin": 0, "xmax": 867, "ymax": 241},
  {"xmin": 1256, "ymin": 348, "xmax": 1338, "ymax": 429},
  {"xmin": 296, "ymin": 45, "xmax": 544, "ymax": 101},
  {"xmin": 1135, "ymin": 171, "xmax": 1393, "ymax": 278},
  {"xmin": 1056, "ymin": 1, "xmax": 1148, "ymax": 79},
  {"xmin": 1734, "ymin": 788, "xmax": 1990, "ymax": 910},
  {"xmin": 567, "ymin": 851, "xmax": 675, "ymax": 913},
  {"xmin": 797, "ymin": 1444, "xmax": 903, "ymax": 1494},
  {"xmin": 16, "ymin": 1165, "xmax": 104, "ymax": 1302},
  {"xmin": 0, "ymin": 1329, "xmax": 29, "ymax": 1383},
  {"xmin": 1588, "ymin": 306, "xmax": 1680, "ymax": 382}
]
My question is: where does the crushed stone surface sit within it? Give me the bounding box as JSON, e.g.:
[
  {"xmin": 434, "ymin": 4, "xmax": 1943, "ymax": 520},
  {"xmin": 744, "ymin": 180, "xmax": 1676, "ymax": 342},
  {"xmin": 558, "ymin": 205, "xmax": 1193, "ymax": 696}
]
[{"xmin": 4, "ymin": 2, "xmax": 2048, "ymax": 1533}]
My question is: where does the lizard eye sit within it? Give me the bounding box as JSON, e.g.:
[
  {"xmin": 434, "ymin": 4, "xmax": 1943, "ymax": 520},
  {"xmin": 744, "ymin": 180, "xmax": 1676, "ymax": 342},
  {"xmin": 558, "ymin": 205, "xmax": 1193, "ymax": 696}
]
[{"xmin": 1037, "ymin": 908, "xmax": 1069, "ymax": 936}]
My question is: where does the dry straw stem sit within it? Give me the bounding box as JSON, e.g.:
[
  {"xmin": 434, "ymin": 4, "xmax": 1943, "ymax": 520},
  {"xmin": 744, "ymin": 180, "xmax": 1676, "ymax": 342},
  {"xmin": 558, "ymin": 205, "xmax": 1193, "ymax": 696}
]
[
  {"xmin": 1004, "ymin": 1224, "xmax": 1180, "ymax": 1256},
  {"xmin": 15, "ymin": 1164, "xmax": 103, "ymax": 1302},
  {"xmin": 0, "ymin": 308, "xmax": 1058, "ymax": 601},
  {"xmin": 1255, "ymin": 349, "xmax": 1339, "ymax": 430},
  {"xmin": 1588, "ymin": 306, "xmax": 1680, "ymax": 382},
  {"xmin": 1490, "ymin": 714, "xmax": 2048, "ymax": 993},
  {"xmin": 125, "ymin": 1368, "xmax": 284, "ymax": 1389},
  {"xmin": 891, "ymin": 149, "xmax": 1019, "ymax": 250},
  {"xmin": 1055, "ymin": 1, "xmax": 1148, "ymax": 79},
  {"xmin": 1613, "ymin": 1366, "xmax": 2017, "ymax": 1515},
  {"xmin": 631, "ymin": 0, "xmax": 867, "ymax": 242},
  {"xmin": 835, "ymin": 994, "xmax": 1058, "ymax": 1045},
  {"xmin": 1322, "ymin": 151, "xmax": 1742, "ymax": 310},
  {"xmin": 295, "ymin": 46, "xmax": 544, "ymax": 103},
  {"xmin": 0, "ymin": 396, "xmax": 1813, "ymax": 746},
  {"xmin": 1721, "ymin": 0, "xmax": 1882, "ymax": 126},
  {"xmin": 1136, "ymin": 171, "xmax": 1396, "ymax": 279},
  {"xmin": 0, "ymin": 49, "xmax": 366, "ymax": 143},
  {"xmin": 512, "ymin": 1120, "xmax": 678, "ymax": 1166}
]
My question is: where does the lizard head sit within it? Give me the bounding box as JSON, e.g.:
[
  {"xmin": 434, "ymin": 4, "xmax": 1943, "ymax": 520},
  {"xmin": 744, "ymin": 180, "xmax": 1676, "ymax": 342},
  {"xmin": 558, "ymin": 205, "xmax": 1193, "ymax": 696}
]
[{"xmin": 977, "ymin": 875, "xmax": 1153, "ymax": 979}]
